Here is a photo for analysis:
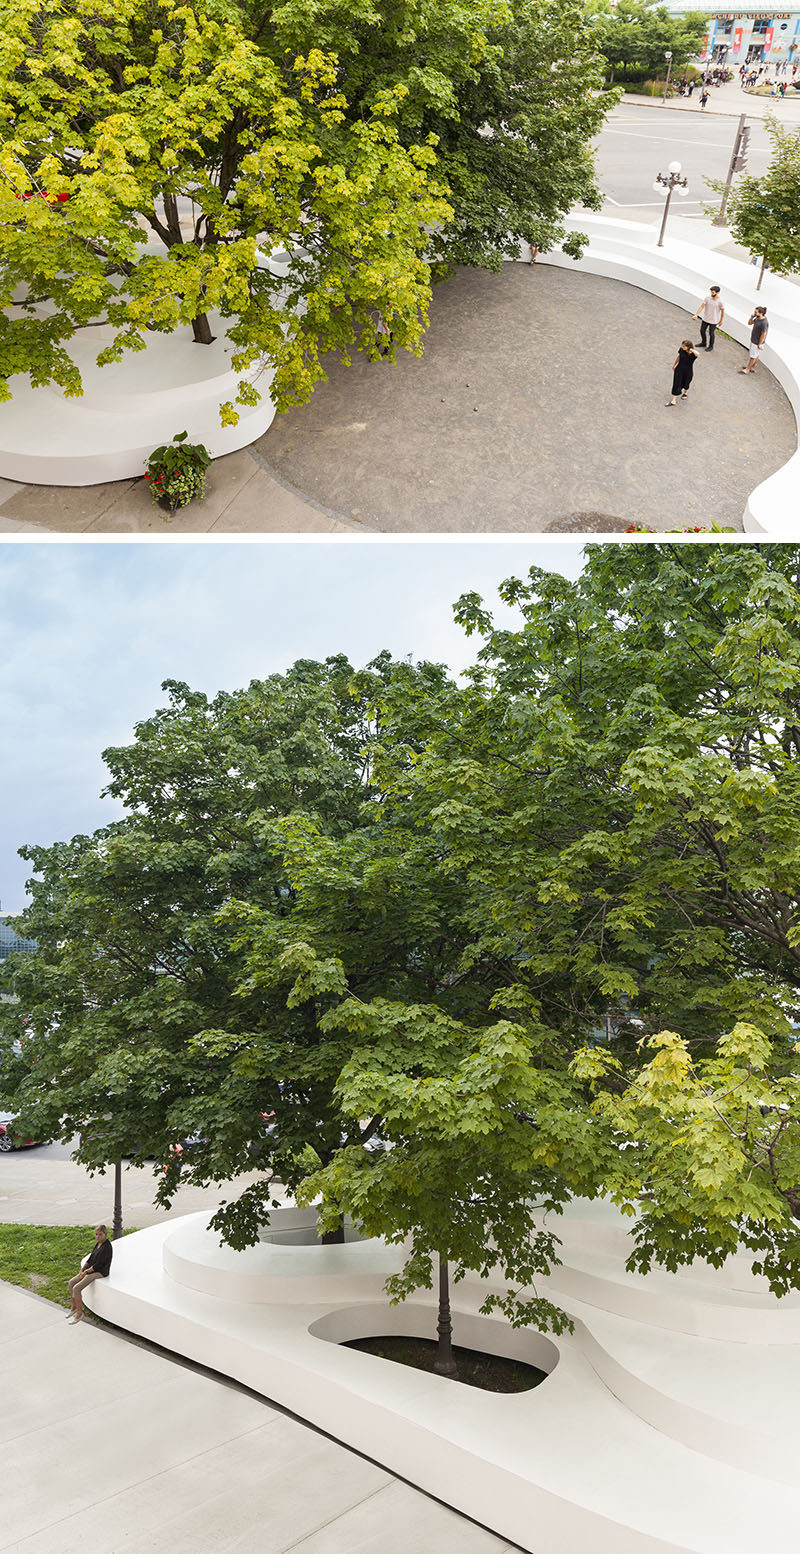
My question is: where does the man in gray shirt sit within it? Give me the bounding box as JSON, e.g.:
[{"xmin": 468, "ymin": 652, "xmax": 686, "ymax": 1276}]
[
  {"xmin": 739, "ymin": 307, "xmax": 769, "ymax": 374},
  {"xmin": 693, "ymin": 286, "xmax": 724, "ymax": 351}
]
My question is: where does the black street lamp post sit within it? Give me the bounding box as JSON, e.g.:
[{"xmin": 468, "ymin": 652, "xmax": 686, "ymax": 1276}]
[{"xmin": 653, "ymin": 160, "xmax": 689, "ymax": 246}]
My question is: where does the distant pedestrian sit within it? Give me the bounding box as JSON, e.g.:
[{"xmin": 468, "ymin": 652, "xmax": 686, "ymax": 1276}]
[
  {"xmin": 376, "ymin": 315, "xmax": 393, "ymax": 357},
  {"xmin": 67, "ymin": 1225, "xmax": 112, "ymax": 1323},
  {"xmin": 739, "ymin": 307, "xmax": 768, "ymax": 374},
  {"xmin": 687, "ymin": 79, "xmax": 695, "ymax": 96},
  {"xmin": 692, "ymin": 285, "xmax": 725, "ymax": 351},
  {"xmin": 667, "ymin": 339, "xmax": 698, "ymax": 405},
  {"xmin": 700, "ymin": 87, "xmax": 709, "ymax": 109}
]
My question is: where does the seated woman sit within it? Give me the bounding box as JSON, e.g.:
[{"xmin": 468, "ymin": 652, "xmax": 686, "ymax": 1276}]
[{"xmin": 67, "ymin": 1224, "xmax": 112, "ymax": 1323}]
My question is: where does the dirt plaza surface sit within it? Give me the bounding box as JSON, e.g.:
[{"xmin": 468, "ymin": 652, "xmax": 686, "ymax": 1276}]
[
  {"xmin": 0, "ymin": 264, "xmax": 795, "ymax": 534},
  {"xmin": 259, "ymin": 265, "xmax": 795, "ymax": 532}
]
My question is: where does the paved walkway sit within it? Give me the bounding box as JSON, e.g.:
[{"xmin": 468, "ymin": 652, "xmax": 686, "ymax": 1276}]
[
  {"xmin": 0, "ymin": 1282, "xmax": 513, "ymax": 1554},
  {"xmin": 624, "ymin": 73, "xmax": 800, "ymax": 122},
  {"xmin": 0, "ymin": 1148, "xmax": 272, "ymax": 1227},
  {"xmin": 0, "ymin": 450, "xmax": 354, "ymax": 535},
  {"xmin": 0, "ymin": 265, "xmax": 794, "ymax": 534}
]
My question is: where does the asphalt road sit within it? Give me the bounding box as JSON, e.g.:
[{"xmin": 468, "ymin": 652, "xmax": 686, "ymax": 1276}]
[{"xmin": 594, "ymin": 102, "xmax": 772, "ymax": 220}]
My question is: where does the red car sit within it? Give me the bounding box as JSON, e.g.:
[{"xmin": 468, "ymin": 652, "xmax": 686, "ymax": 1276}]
[{"xmin": 0, "ymin": 1113, "xmax": 38, "ymax": 1152}]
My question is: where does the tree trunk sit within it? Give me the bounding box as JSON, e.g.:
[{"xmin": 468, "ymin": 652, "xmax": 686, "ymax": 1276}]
[
  {"xmin": 191, "ymin": 311, "xmax": 215, "ymax": 345},
  {"xmin": 756, "ymin": 254, "xmax": 767, "ymax": 291},
  {"xmin": 113, "ymin": 1159, "xmax": 123, "ymax": 1240},
  {"xmin": 433, "ymin": 1255, "xmax": 459, "ymax": 1379}
]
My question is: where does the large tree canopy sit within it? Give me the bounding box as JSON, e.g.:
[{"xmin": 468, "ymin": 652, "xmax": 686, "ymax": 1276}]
[
  {"xmin": 0, "ymin": 654, "xmax": 461, "ymax": 1236},
  {"xmin": 412, "ymin": 544, "xmax": 800, "ymax": 1048},
  {"xmin": 0, "ymin": 0, "xmax": 614, "ymax": 417},
  {"xmin": 3, "ymin": 545, "xmax": 800, "ymax": 1313}
]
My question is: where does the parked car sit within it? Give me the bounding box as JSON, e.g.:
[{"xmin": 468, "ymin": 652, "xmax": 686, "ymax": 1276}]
[{"xmin": 0, "ymin": 1112, "xmax": 38, "ymax": 1152}]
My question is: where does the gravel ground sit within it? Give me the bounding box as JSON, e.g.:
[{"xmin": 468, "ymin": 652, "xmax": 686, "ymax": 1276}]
[{"xmin": 257, "ymin": 264, "xmax": 795, "ymax": 532}]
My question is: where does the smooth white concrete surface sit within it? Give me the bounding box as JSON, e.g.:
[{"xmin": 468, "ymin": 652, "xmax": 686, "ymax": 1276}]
[
  {"xmin": 530, "ymin": 214, "xmax": 800, "ymax": 534},
  {"xmin": 84, "ymin": 1197, "xmax": 800, "ymax": 1554},
  {"xmin": 0, "ymin": 1281, "xmax": 513, "ymax": 1554},
  {"xmin": 0, "ymin": 310, "xmax": 275, "ymax": 486},
  {"xmin": 0, "ymin": 242, "xmax": 302, "ymax": 488}
]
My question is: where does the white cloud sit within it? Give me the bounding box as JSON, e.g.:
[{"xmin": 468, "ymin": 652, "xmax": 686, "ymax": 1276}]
[{"xmin": 0, "ymin": 539, "xmax": 584, "ymax": 911}]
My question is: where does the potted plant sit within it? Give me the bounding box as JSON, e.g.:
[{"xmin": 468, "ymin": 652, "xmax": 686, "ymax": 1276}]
[{"xmin": 144, "ymin": 432, "xmax": 211, "ymax": 513}]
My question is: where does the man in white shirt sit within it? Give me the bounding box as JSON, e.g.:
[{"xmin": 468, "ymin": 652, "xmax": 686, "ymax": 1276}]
[{"xmin": 693, "ymin": 286, "xmax": 725, "ymax": 351}]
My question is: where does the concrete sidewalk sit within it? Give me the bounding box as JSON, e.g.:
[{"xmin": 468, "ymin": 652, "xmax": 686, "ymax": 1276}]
[
  {"xmin": 0, "ymin": 452, "xmax": 355, "ymax": 535},
  {"xmin": 0, "ymin": 1150, "xmax": 272, "ymax": 1228},
  {"xmin": 0, "ymin": 1281, "xmax": 513, "ymax": 1554},
  {"xmin": 624, "ymin": 73, "xmax": 800, "ymax": 122}
]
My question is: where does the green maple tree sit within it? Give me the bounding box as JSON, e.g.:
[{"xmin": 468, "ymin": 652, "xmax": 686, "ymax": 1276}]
[
  {"xmin": 0, "ymin": 0, "xmax": 615, "ymax": 418},
  {"xmin": 708, "ymin": 119, "xmax": 800, "ymax": 289}
]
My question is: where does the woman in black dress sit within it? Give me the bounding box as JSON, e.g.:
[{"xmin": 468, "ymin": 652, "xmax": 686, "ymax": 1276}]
[{"xmin": 667, "ymin": 340, "xmax": 697, "ymax": 406}]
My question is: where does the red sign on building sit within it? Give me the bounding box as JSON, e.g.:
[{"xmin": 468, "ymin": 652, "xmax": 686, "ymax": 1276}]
[
  {"xmin": 734, "ymin": 25, "xmax": 743, "ymax": 48},
  {"xmin": 765, "ymin": 24, "xmax": 774, "ymax": 47}
]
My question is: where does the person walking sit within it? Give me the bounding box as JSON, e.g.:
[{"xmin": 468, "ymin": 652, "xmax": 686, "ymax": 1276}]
[
  {"xmin": 739, "ymin": 307, "xmax": 769, "ymax": 373},
  {"xmin": 700, "ymin": 86, "xmax": 709, "ymax": 109},
  {"xmin": 66, "ymin": 1224, "xmax": 112, "ymax": 1322},
  {"xmin": 376, "ymin": 314, "xmax": 394, "ymax": 357},
  {"xmin": 666, "ymin": 339, "xmax": 698, "ymax": 405},
  {"xmin": 693, "ymin": 286, "xmax": 725, "ymax": 351}
]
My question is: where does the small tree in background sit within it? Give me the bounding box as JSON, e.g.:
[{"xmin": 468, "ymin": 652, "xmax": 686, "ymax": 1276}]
[
  {"xmin": 708, "ymin": 119, "xmax": 800, "ymax": 289},
  {"xmin": 585, "ymin": 0, "xmax": 708, "ymax": 87}
]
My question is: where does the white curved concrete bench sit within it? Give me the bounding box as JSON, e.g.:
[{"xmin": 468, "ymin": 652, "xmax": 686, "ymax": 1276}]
[
  {"xmin": 528, "ymin": 214, "xmax": 800, "ymax": 534},
  {"xmin": 164, "ymin": 1207, "xmax": 404, "ymax": 1304},
  {"xmin": 85, "ymin": 1200, "xmax": 800, "ymax": 1554},
  {"xmin": 576, "ymin": 1301, "xmax": 800, "ymax": 1488},
  {"xmin": 0, "ymin": 243, "xmax": 293, "ymax": 486}
]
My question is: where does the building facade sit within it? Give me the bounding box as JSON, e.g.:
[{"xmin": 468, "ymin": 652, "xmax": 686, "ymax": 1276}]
[
  {"xmin": 0, "ymin": 917, "xmax": 37, "ymax": 963},
  {"xmin": 698, "ymin": 10, "xmax": 800, "ymax": 64}
]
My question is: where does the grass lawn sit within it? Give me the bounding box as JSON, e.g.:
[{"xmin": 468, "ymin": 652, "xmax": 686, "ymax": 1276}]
[{"xmin": 0, "ymin": 1224, "xmax": 100, "ymax": 1308}]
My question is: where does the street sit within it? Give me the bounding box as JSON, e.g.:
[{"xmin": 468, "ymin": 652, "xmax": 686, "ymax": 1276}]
[{"xmin": 594, "ymin": 101, "xmax": 773, "ymax": 221}]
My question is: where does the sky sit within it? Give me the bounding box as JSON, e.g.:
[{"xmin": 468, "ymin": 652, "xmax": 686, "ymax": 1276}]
[{"xmin": 0, "ymin": 539, "xmax": 586, "ymax": 913}]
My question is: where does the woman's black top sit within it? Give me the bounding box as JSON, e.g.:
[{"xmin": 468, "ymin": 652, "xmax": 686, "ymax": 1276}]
[
  {"xmin": 85, "ymin": 1238, "xmax": 113, "ymax": 1276},
  {"xmin": 672, "ymin": 348, "xmax": 695, "ymax": 393}
]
